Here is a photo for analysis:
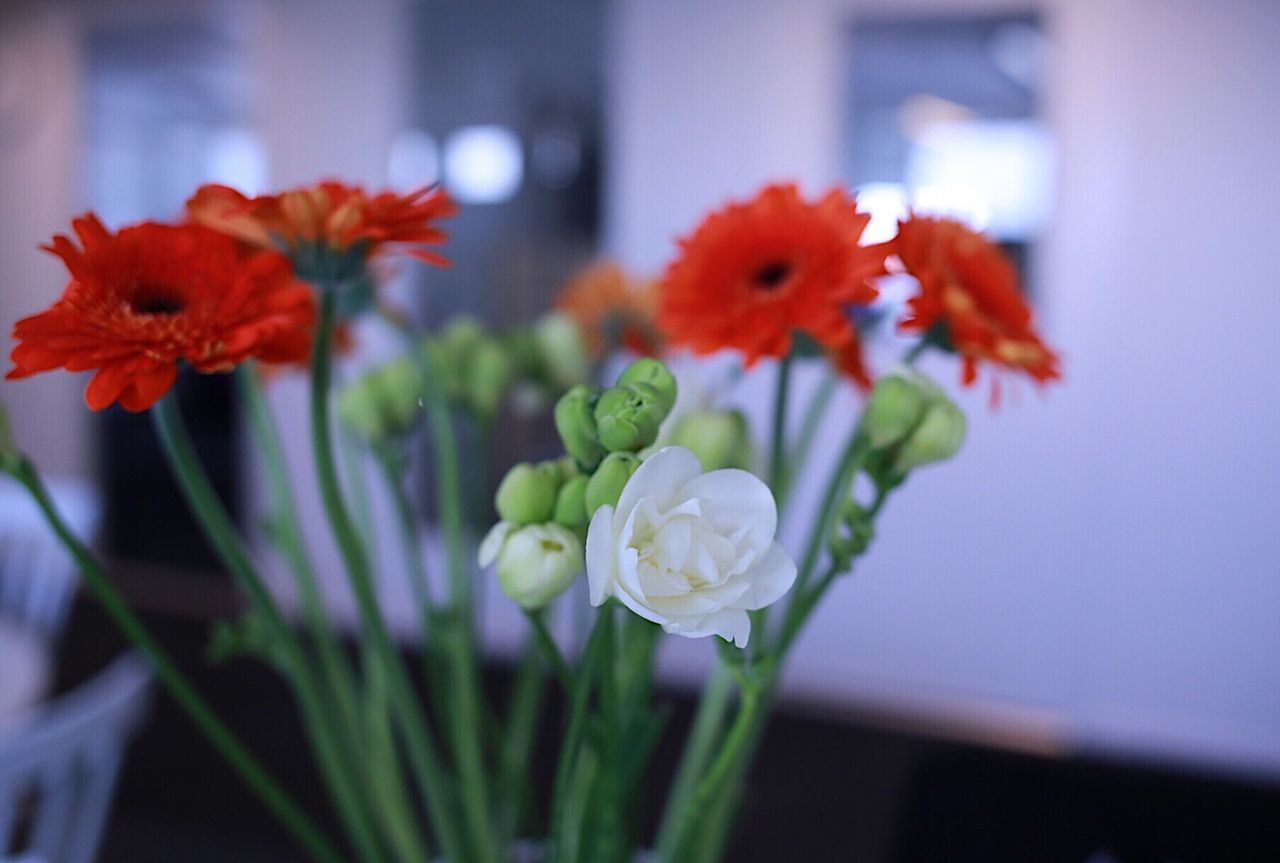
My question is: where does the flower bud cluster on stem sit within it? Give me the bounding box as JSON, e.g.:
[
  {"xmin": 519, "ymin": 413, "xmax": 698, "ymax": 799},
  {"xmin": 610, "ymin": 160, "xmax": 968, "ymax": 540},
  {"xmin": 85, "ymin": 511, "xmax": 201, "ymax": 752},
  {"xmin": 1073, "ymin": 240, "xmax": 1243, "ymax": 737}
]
[{"xmin": 481, "ymin": 358, "xmax": 679, "ymax": 613}]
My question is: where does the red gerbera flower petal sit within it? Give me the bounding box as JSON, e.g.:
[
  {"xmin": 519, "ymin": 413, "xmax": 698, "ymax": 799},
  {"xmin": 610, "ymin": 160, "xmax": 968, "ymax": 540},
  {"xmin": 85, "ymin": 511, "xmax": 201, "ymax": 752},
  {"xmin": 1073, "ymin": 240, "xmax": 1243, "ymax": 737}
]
[
  {"xmin": 8, "ymin": 216, "xmax": 315, "ymax": 412},
  {"xmin": 186, "ymin": 180, "xmax": 458, "ymax": 266},
  {"xmin": 555, "ymin": 262, "xmax": 663, "ymax": 360},
  {"xmin": 658, "ymin": 183, "xmax": 889, "ymax": 377},
  {"xmin": 896, "ymin": 215, "xmax": 1060, "ymax": 385}
]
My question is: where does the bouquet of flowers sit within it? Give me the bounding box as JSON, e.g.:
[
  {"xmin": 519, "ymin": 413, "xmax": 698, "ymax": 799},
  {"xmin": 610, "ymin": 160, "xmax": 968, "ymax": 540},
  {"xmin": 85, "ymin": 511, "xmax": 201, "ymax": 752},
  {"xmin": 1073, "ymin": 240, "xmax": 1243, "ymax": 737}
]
[{"xmin": 1, "ymin": 178, "xmax": 1057, "ymax": 863}]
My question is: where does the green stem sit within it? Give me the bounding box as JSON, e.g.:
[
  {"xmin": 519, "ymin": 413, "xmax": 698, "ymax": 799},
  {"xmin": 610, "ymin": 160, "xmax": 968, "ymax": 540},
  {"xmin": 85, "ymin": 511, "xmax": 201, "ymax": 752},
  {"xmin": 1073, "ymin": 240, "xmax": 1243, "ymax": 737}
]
[
  {"xmin": 654, "ymin": 663, "xmax": 733, "ymax": 859},
  {"xmin": 689, "ymin": 482, "xmax": 897, "ymax": 863},
  {"xmin": 340, "ymin": 425, "xmax": 378, "ymax": 568},
  {"xmin": 308, "ymin": 288, "xmax": 477, "ymax": 863},
  {"xmin": 768, "ymin": 351, "xmax": 793, "ymax": 492},
  {"xmin": 496, "ymin": 641, "xmax": 548, "ymax": 842},
  {"xmin": 778, "ymin": 369, "xmax": 837, "ymax": 512},
  {"xmin": 903, "ymin": 340, "xmax": 928, "ymax": 365},
  {"xmin": 152, "ymin": 393, "xmax": 389, "ymax": 863},
  {"xmin": 684, "ymin": 685, "xmax": 774, "ymax": 863},
  {"xmin": 414, "ymin": 345, "xmax": 496, "ymax": 863},
  {"xmin": 236, "ymin": 365, "xmax": 364, "ymax": 739},
  {"xmin": 373, "ymin": 444, "xmax": 435, "ymax": 619},
  {"xmin": 6, "ymin": 458, "xmax": 345, "ymax": 863},
  {"xmin": 775, "ymin": 429, "xmax": 867, "ymax": 651},
  {"xmin": 550, "ymin": 607, "xmax": 613, "ymax": 863},
  {"xmin": 777, "ymin": 486, "xmax": 890, "ymax": 658},
  {"xmin": 669, "ymin": 680, "xmax": 762, "ymax": 862},
  {"xmin": 525, "ymin": 608, "xmax": 574, "ymax": 692}
]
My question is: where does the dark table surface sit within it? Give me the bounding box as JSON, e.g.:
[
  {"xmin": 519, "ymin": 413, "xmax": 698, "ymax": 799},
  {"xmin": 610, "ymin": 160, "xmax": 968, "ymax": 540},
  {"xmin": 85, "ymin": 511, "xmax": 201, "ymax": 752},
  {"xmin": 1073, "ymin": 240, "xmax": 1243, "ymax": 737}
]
[{"xmin": 53, "ymin": 568, "xmax": 1280, "ymax": 863}]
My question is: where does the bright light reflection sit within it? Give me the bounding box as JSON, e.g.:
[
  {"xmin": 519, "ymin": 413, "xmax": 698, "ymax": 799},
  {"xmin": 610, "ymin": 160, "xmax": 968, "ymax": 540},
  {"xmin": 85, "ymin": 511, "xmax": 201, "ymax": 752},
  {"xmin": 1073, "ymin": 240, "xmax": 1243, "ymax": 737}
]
[
  {"xmin": 443, "ymin": 125, "xmax": 523, "ymax": 204},
  {"xmin": 855, "ymin": 182, "xmax": 910, "ymax": 245},
  {"xmin": 906, "ymin": 120, "xmax": 1054, "ymax": 239},
  {"xmin": 207, "ymin": 129, "xmax": 268, "ymax": 195}
]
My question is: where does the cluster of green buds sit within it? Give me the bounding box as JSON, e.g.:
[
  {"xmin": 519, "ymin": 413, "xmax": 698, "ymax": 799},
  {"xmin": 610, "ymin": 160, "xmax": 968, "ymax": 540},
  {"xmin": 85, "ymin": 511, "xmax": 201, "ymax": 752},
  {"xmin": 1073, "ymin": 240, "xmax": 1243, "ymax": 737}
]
[
  {"xmin": 481, "ymin": 457, "xmax": 586, "ymax": 610},
  {"xmin": 337, "ymin": 357, "xmax": 425, "ymax": 443},
  {"xmin": 421, "ymin": 317, "xmax": 513, "ymax": 421},
  {"xmin": 860, "ymin": 367, "xmax": 967, "ymax": 485},
  {"xmin": 480, "ymin": 358, "xmax": 679, "ymax": 610}
]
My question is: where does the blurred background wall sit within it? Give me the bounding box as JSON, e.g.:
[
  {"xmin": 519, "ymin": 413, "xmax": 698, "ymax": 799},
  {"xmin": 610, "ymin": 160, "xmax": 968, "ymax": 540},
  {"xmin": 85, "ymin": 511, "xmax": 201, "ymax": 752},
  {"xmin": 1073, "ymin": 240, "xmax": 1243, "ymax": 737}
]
[
  {"xmin": 605, "ymin": 0, "xmax": 1280, "ymax": 778},
  {"xmin": 1, "ymin": 0, "xmax": 1277, "ymax": 788}
]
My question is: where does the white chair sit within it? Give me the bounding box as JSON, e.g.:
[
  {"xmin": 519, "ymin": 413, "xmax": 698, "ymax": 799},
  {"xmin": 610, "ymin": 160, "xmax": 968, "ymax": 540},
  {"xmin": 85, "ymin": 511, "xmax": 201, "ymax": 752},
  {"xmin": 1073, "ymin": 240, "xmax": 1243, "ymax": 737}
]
[
  {"xmin": 0, "ymin": 655, "xmax": 152, "ymax": 863},
  {"xmin": 0, "ymin": 477, "xmax": 100, "ymax": 643}
]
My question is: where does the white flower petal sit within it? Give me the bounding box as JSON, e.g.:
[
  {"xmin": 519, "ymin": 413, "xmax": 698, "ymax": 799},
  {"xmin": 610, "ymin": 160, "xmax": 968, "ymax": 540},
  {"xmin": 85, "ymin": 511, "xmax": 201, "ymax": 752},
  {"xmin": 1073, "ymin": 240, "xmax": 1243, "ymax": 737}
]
[
  {"xmin": 615, "ymin": 446, "xmax": 702, "ymax": 518},
  {"xmin": 647, "ymin": 577, "xmax": 751, "ymax": 618},
  {"xmin": 729, "ymin": 542, "xmax": 798, "ymax": 611},
  {"xmin": 669, "ymin": 608, "xmax": 752, "ymax": 647},
  {"xmin": 613, "ymin": 577, "xmax": 674, "ymax": 628},
  {"xmin": 585, "ymin": 505, "xmax": 616, "ymax": 606},
  {"xmin": 678, "ymin": 468, "xmax": 777, "ymax": 553},
  {"xmin": 479, "ymin": 521, "xmax": 515, "ymax": 567},
  {"xmin": 581, "ymin": 443, "xmax": 791, "ymax": 646}
]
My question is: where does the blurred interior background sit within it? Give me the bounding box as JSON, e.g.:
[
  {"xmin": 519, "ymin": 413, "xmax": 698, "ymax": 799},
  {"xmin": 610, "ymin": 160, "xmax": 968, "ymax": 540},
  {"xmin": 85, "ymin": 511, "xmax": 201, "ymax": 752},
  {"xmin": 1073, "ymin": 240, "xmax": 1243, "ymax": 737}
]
[{"xmin": 1, "ymin": 0, "xmax": 1278, "ymax": 860}]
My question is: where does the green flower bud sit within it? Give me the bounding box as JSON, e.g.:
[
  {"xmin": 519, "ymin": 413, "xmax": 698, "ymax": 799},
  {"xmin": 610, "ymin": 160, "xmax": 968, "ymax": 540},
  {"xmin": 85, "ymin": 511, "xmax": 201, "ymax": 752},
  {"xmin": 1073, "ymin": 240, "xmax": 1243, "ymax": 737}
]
[
  {"xmin": 495, "ymin": 462, "xmax": 557, "ymax": 525},
  {"xmin": 338, "ymin": 375, "xmax": 389, "ymax": 441},
  {"xmin": 670, "ymin": 409, "xmax": 752, "ymax": 471},
  {"xmin": 338, "ymin": 358, "xmax": 425, "ymax": 443},
  {"xmin": 466, "ymin": 337, "xmax": 512, "ymax": 418},
  {"xmin": 421, "ymin": 336, "xmax": 463, "ymax": 401},
  {"xmin": 534, "ymin": 312, "xmax": 590, "ymax": 390},
  {"xmin": 534, "ymin": 460, "xmax": 564, "ymax": 493},
  {"xmin": 594, "ymin": 383, "xmax": 665, "ymax": 452},
  {"xmin": 378, "ymin": 357, "xmax": 425, "ymax": 431},
  {"xmin": 496, "ymin": 523, "xmax": 584, "ymax": 610},
  {"xmin": 616, "ymin": 357, "xmax": 678, "ymax": 415},
  {"xmin": 894, "ymin": 399, "xmax": 967, "ymax": 472},
  {"xmin": 550, "ymin": 455, "xmax": 579, "ymax": 483},
  {"xmin": 440, "ymin": 316, "xmax": 485, "ymax": 360},
  {"xmin": 585, "ymin": 451, "xmax": 641, "ymax": 515},
  {"xmin": 552, "ymin": 474, "xmax": 590, "ymax": 531},
  {"xmin": 862, "ymin": 371, "xmax": 933, "ymax": 449},
  {"xmin": 554, "ymin": 385, "xmax": 604, "ymax": 469},
  {"xmin": 501, "ymin": 327, "xmax": 541, "ymax": 378}
]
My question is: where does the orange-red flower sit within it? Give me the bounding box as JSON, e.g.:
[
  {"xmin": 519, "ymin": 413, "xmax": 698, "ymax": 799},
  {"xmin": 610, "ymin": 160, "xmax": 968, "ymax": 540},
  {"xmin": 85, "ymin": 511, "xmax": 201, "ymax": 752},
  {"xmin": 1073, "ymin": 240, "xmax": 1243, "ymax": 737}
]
[
  {"xmin": 555, "ymin": 262, "xmax": 662, "ymax": 359},
  {"xmin": 187, "ymin": 180, "xmax": 457, "ymax": 269},
  {"xmin": 895, "ymin": 215, "xmax": 1059, "ymax": 384},
  {"xmin": 7, "ymin": 214, "xmax": 315, "ymax": 412},
  {"xmin": 658, "ymin": 183, "xmax": 888, "ymax": 376}
]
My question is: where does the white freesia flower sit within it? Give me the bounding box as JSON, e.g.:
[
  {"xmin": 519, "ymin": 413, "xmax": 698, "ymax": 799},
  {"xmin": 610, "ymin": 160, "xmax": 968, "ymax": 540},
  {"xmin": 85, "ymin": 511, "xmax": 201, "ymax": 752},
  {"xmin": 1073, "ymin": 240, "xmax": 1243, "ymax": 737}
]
[
  {"xmin": 479, "ymin": 520, "xmax": 583, "ymax": 610},
  {"xmin": 585, "ymin": 446, "xmax": 796, "ymax": 647}
]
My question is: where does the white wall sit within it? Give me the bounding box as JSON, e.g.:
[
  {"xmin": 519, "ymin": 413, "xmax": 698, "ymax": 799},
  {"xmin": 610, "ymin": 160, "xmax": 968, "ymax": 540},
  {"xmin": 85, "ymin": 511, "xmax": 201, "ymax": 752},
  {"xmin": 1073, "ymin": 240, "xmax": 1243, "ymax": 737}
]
[
  {"xmin": 0, "ymin": 6, "xmax": 89, "ymax": 478},
  {"xmin": 604, "ymin": 0, "xmax": 1280, "ymax": 777}
]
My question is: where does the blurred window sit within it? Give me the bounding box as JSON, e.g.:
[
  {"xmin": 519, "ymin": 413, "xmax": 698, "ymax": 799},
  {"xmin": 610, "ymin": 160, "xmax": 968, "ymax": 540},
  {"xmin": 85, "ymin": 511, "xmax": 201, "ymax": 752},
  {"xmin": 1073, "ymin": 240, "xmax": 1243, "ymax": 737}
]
[{"xmin": 847, "ymin": 15, "xmax": 1053, "ymax": 289}]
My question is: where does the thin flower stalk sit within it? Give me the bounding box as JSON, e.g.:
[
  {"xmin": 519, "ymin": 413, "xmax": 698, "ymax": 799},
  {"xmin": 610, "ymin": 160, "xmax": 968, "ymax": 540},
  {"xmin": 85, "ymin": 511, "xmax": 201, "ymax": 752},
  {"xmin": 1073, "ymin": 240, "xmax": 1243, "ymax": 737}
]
[
  {"xmin": 4, "ymin": 456, "xmax": 346, "ymax": 863},
  {"xmin": 151, "ymin": 394, "xmax": 390, "ymax": 862},
  {"xmin": 307, "ymin": 287, "xmax": 479, "ymax": 863}
]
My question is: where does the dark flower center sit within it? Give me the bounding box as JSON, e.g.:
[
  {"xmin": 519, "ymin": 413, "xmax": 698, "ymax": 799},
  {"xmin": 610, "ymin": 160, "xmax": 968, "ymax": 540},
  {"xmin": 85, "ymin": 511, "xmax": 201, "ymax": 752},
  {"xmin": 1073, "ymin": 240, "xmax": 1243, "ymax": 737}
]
[
  {"xmin": 129, "ymin": 284, "xmax": 185, "ymax": 316},
  {"xmin": 751, "ymin": 260, "xmax": 792, "ymax": 291}
]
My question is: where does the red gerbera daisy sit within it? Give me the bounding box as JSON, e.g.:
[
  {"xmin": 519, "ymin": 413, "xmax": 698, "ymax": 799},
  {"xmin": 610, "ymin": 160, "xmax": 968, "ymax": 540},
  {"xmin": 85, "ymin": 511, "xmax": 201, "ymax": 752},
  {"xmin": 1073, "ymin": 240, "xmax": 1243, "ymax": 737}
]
[
  {"xmin": 554, "ymin": 262, "xmax": 663, "ymax": 359},
  {"xmin": 7, "ymin": 214, "xmax": 315, "ymax": 412},
  {"xmin": 895, "ymin": 215, "xmax": 1059, "ymax": 385},
  {"xmin": 186, "ymin": 180, "xmax": 457, "ymax": 268},
  {"xmin": 658, "ymin": 183, "xmax": 888, "ymax": 377}
]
